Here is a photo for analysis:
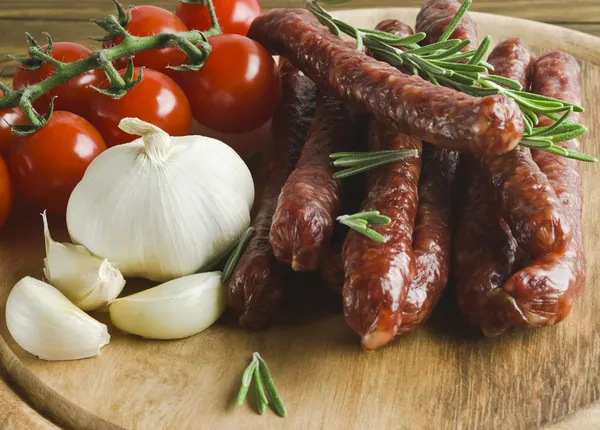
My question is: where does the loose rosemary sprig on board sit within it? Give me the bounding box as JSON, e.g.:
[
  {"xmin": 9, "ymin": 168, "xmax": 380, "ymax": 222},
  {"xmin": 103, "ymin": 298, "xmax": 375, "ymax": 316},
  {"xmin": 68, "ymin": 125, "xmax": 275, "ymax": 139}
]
[
  {"xmin": 237, "ymin": 352, "xmax": 287, "ymax": 417},
  {"xmin": 307, "ymin": 0, "xmax": 595, "ymax": 163},
  {"xmin": 337, "ymin": 211, "xmax": 392, "ymax": 243}
]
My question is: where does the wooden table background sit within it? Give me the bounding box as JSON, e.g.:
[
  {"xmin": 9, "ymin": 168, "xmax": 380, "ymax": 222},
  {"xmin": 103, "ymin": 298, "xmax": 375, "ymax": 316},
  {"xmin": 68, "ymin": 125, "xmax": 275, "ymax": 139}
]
[
  {"xmin": 1, "ymin": 0, "xmax": 600, "ymax": 79},
  {"xmin": 1, "ymin": 1, "xmax": 600, "ymax": 429}
]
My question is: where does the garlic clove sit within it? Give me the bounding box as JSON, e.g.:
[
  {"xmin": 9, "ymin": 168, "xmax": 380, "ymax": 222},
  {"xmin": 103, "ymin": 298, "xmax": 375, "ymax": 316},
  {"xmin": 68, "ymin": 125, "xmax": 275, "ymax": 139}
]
[
  {"xmin": 42, "ymin": 211, "xmax": 125, "ymax": 311},
  {"xmin": 109, "ymin": 272, "xmax": 226, "ymax": 340},
  {"xmin": 5, "ymin": 277, "xmax": 110, "ymax": 361}
]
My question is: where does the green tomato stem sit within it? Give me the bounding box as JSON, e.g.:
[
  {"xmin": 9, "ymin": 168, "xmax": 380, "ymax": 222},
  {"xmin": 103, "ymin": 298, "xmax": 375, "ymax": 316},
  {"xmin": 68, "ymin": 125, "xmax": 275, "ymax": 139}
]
[{"xmin": 0, "ymin": 0, "xmax": 221, "ymax": 133}]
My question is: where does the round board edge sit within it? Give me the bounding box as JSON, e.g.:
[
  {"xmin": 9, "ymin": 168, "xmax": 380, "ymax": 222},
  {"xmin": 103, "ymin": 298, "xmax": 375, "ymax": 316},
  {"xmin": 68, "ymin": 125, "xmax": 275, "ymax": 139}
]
[{"xmin": 1, "ymin": 7, "xmax": 600, "ymax": 430}]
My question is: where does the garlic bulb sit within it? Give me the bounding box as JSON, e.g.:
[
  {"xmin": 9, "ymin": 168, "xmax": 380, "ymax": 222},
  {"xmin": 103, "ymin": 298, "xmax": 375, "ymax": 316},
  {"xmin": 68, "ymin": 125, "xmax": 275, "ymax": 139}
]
[
  {"xmin": 42, "ymin": 211, "xmax": 125, "ymax": 311},
  {"xmin": 109, "ymin": 272, "xmax": 225, "ymax": 340},
  {"xmin": 5, "ymin": 277, "xmax": 110, "ymax": 361},
  {"xmin": 66, "ymin": 118, "xmax": 254, "ymax": 282}
]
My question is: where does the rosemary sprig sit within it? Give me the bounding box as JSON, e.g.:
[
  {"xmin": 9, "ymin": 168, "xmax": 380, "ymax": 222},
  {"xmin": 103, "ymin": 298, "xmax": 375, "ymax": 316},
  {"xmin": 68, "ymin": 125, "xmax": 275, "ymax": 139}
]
[
  {"xmin": 221, "ymin": 227, "xmax": 254, "ymax": 282},
  {"xmin": 237, "ymin": 352, "xmax": 287, "ymax": 417},
  {"xmin": 308, "ymin": 0, "xmax": 595, "ymax": 163},
  {"xmin": 337, "ymin": 211, "xmax": 391, "ymax": 243},
  {"xmin": 255, "ymin": 353, "xmax": 287, "ymax": 417},
  {"xmin": 330, "ymin": 150, "xmax": 419, "ymax": 179}
]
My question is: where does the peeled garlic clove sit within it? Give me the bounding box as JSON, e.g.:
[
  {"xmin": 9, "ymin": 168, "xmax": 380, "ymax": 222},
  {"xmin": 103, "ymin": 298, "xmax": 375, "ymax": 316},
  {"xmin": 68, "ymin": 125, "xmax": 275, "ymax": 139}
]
[
  {"xmin": 42, "ymin": 211, "xmax": 125, "ymax": 311},
  {"xmin": 109, "ymin": 272, "xmax": 226, "ymax": 340},
  {"xmin": 5, "ymin": 277, "xmax": 110, "ymax": 361}
]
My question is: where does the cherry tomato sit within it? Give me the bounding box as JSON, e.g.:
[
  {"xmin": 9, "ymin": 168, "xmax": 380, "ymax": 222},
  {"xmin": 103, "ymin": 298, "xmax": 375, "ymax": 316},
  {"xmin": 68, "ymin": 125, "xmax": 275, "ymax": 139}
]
[
  {"xmin": 7, "ymin": 111, "xmax": 106, "ymax": 215},
  {"xmin": 176, "ymin": 0, "xmax": 262, "ymax": 36},
  {"xmin": 12, "ymin": 42, "xmax": 104, "ymax": 119},
  {"xmin": 0, "ymin": 90, "xmax": 27, "ymax": 153},
  {"xmin": 0, "ymin": 155, "xmax": 13, "ymax": 228},
  {"xmin": 177, "ymin": 34, "xmax": 281, "ymax": 134},
  {"xmin": 89, "ymin": 68, "xmax": 192, "ymax": 147},
  {"xmin": 103, "ymin": 6, "xmax": 188, "ymax": 79}
]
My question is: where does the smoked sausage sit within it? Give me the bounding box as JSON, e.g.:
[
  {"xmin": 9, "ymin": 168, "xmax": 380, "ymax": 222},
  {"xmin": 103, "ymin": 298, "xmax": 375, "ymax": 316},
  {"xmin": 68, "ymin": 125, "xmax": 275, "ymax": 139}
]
[
  {"xmin": 248, "ymin": 8, "xmax": 524, "ymax": 158},
  {"xmin": 227, "ymin": 59, "xmax": 317, "ymax": 329}
]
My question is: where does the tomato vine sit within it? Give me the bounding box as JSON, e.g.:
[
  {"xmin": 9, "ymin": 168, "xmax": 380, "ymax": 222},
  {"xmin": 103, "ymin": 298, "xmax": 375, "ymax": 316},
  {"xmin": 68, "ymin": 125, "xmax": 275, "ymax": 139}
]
[{"xmin": 0, "ymin": 0, "xmax": 221, "ymax": 136}]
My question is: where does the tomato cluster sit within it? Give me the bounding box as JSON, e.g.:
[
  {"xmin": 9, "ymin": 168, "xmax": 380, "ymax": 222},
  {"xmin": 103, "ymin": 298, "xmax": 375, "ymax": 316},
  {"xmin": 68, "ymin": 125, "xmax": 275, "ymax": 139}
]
[{"xmin": 0, "ymin": 0, "xmax": 279, "ymax": 225}]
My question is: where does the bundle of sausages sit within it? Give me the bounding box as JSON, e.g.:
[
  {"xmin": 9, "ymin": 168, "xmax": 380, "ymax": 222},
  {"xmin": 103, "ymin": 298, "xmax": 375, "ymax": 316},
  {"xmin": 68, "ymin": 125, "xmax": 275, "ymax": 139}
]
[{"xmin": 227, "ymin": 0, "xmax": 588, "ymax": 350}]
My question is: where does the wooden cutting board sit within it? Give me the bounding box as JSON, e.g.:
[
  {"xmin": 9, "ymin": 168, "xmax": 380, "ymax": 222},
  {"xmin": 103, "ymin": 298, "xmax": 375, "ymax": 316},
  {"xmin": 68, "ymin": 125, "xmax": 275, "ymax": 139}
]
[{"xmin": 1, "ymin": 8, "xmax": 600, "ymax": 430}]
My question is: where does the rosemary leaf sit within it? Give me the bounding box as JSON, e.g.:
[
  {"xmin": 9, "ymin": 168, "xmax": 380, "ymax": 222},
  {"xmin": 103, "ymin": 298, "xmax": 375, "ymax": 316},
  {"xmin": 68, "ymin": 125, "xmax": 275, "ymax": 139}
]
[
  {"xmin": 237, "ymin": 357, "xmax": 258, "ymax": 405},
  {"xmin": 360, "ymin": 29, "xmax": 425, "ymax": 47},
  {"xmin": 254, "ymin": 368, "xmax": 269, "ymax": 415},
  {"xmin": 519, "ymin": 138, "xmax": 553, "ymax": 149},
  {"xmin": 483, "ymin": 74, "xmax": 523, "ymax": 91},
  {"xmin": 438, "ymin": 0, "xmax": 472, "ymax": 42},
  {"xmin": 545, "ymin": 146, "xmax": 597, "ymax": 162},
  {"xmin": 331, "ymin": 149, "xmax": 416, "ymax": 167},
  {"xmin": 520, "ymin": 107, "xmax": 540, "ymax": 127},
  {"xmin": 429, "ymin": 60, "xmax": 487, "ymax": 73},
  {"xmin": 342, "ymin": 210, "xmax": 380, "ymax": 220},
  {"xmin": 405, "ymin": 39, "xmax": 462, "ymax": 55},
  {"xmin": 221, "ymin": 226, "xmax": 254, "ymax": 282},
  {"xmin": 522, "ymin": 113, "xmax": 534, "ymax": 135},
  {"xmin": 467, "ymin": 35, "xmax": 492, "ymax": 66},
  {"xmin": 337, "ymin": 211, "xmax": 391, "ymax": 243},
  {"xmin": 543, "ymin": 127, "xmax": 589, "ymax": 143},
  {"xmin": 421, "ymin": 40, "xmax": 471, "ymax": 59},
  {"xmin": 255, "ymin": 353, "xmax": 287, "ymax": 417},
  {"xmin": 341, "ymin": 219, "xmax": 387, "ymax": 243}
]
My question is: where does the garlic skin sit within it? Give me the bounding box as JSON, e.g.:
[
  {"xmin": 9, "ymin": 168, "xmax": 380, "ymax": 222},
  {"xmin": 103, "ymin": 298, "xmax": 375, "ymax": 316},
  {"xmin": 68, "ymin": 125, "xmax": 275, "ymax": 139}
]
[
  {"xmin": 5, "ymin": 277, "xmax": 110, "ymax": 361},
  {"xmin": 109, "ymin": 272, "xmax": 226, "ymax": 340},
  {"xmin": 42, "ymin": 211, "xmax": 125, "ymax": 311},
  {"xmin": 66, "ymin": 118, "xmax": 254, "ymax": 282}
]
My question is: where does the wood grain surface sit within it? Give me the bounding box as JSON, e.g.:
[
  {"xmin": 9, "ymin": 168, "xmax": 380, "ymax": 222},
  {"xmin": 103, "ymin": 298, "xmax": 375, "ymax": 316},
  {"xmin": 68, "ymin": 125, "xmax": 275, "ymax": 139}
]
[{"xmin": 1, "ymin": 6, "xmax": 600, "ymax": 430}]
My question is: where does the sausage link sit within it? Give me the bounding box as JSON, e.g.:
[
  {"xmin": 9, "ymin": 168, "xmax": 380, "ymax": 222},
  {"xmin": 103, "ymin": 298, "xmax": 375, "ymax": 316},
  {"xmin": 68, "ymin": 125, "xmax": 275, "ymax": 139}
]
[
  {"xmin": 455, "ymin": 156, "xmax": 526, "ymax": 335},
  {"xmin": 320, "ymin": 19, "xmax": 414, "ymax": 298},
  {"xmin": 248, "ymin": 9, "xmax": 524, "ymax": 158},
  {"xmin": 396, "ymin": 6, "xmax": 469, "ymax": 334},
  {"xmin": 227, "ymin": 59, "xmax": 317, "ymax": 329},
  {"xmin": 339, "ymin": 19, "xmax": 420, "ymax": 348},
  {"xmin": 398, "ymin": 146, "xmax": 458, "ymax": 334},
  {"xmin": 343, "ymin": 123, "xmax": 421, "ymax": 350},
  {"xmin": 455, "ymin": 39, "xmax": 538, "ymax": 335},
  {"xmin": 415, "ymin": 0, "xmax": 478, "ymax": 51},
  {"xmin": 269, "ymin": 91, "xmax": 361, "ymax": 272},
  {"xmin": 481, "ymin": 39, "xmax": 572, "ymax": 257},
  {"xmin": 500, "ymin": 51, "xmax": 586, "ymax": 327},
  {"xmin": 485, "ymin": 38, "xmax": 535, "ymax": 91}
]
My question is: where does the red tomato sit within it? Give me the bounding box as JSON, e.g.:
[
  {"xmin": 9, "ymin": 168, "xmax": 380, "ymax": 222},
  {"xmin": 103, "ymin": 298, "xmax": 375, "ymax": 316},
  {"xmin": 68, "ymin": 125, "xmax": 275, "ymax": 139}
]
[
  {"xmin": 103, "ymin": 6, "xmax": 188, "ymax": 79},
  {"xmin": 0, "ymin": 155, "xmax": 13, "ymax": 227},
  {"xmin": 176, "ymin": 0, "xmax": 262, "ymax": 36},
  {"xmin": 0, "ymin": 90, "xmax": 27, "ymax": 153},
  {"xmin": 177, "ymin": 34, "xmax": 281, "ymax": 134},
  {"xmin": 89, "ymin": 68, "xmax": 192, "ymax": 147},
  {"xmin": 7, "ymin": 112, "xmax": 106, "ymax": 215},
  {"xmin": 12, "ymin": 42, "xmax": 104, "ymax": 119}
]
